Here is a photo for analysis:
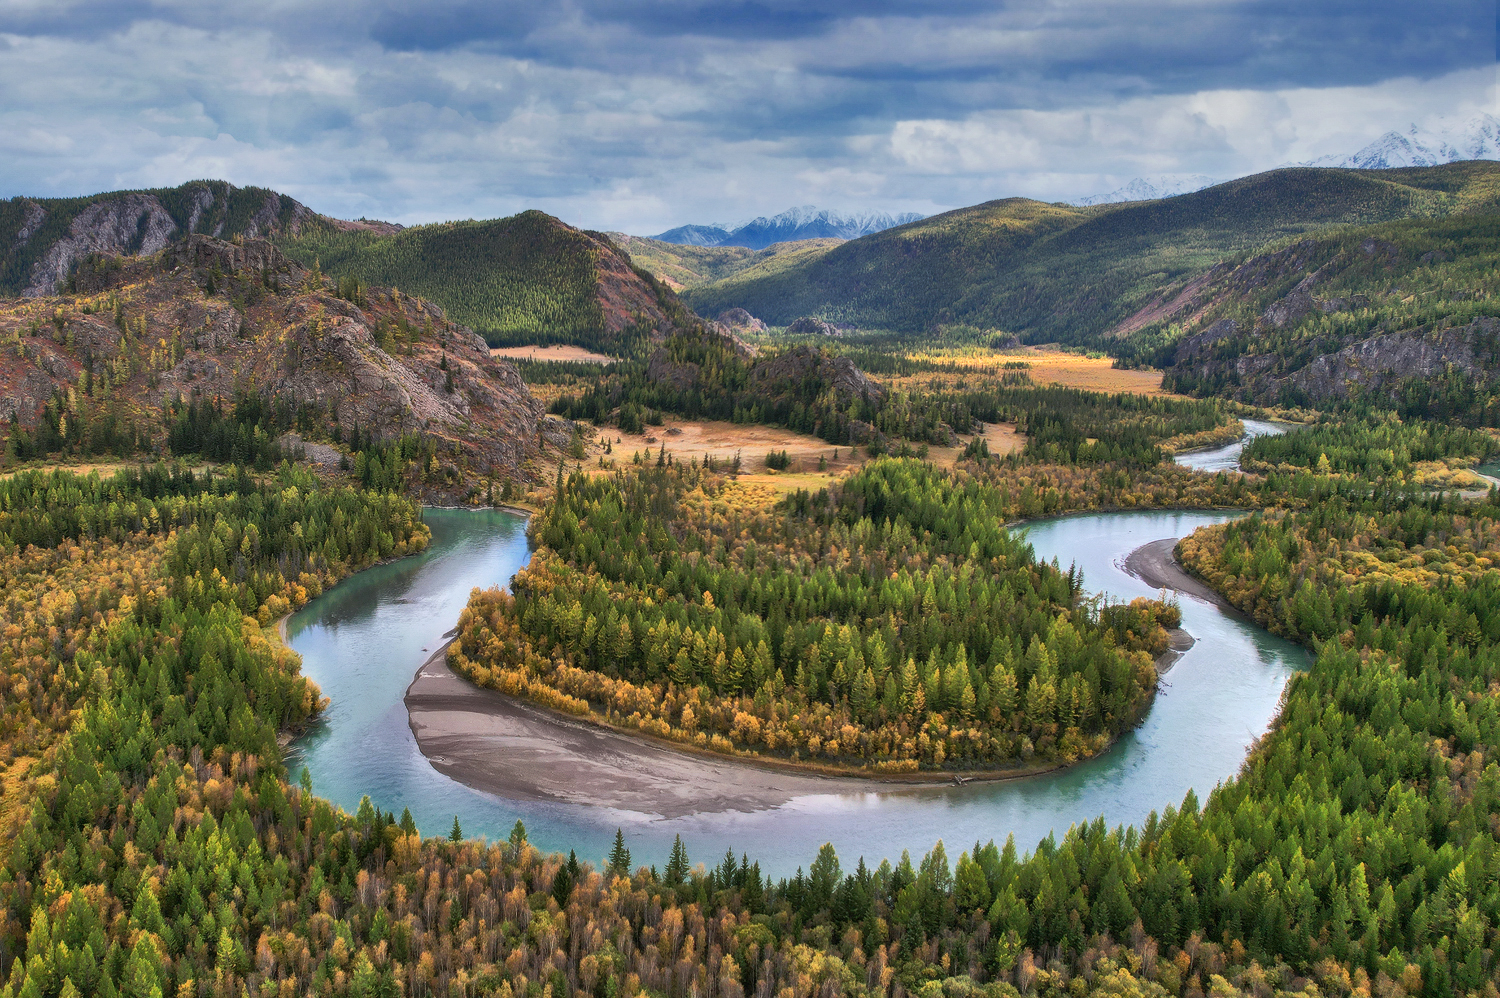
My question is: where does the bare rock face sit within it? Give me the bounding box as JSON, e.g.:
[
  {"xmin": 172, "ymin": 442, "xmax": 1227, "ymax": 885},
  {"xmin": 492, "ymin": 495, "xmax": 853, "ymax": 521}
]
[
  {"xmin": 0, "ymin": 234, "xmax": 549, "ymax": 498},
  {"xmin": 1174, "ymin": 319, "xmax": 1239, "ymax": 363},
  {"xmin": 716, "ymin": 307, "xmax": 768, "ymax": 333},
  {"xmin": 787, "ymin": 316, "xmax": 841, "ymax": 337},
  {"xmin": 1260, "ymin": 291, "xmax": 1316, "ymax": 330},
  {"xmin": 26, "ymin": 194, "xmax": 178, "ymax": 296},
  {"xmin": 749, "ymin": 345, "xmax": 885, "ymax": 403},
  {"xmin": 1283, "ymin": 319, "xmax": 1497, "ymax": 402}
]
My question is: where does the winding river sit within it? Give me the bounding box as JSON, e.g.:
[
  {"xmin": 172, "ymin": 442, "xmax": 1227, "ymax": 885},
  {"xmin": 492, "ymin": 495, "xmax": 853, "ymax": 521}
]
[
  {"xmin": 1173, "ymin": 418, "xmax": 1286, "ymax": 473},
  {"xmin": 286, "ymin": 507, "xmax": 1306, "ymax": 876}
]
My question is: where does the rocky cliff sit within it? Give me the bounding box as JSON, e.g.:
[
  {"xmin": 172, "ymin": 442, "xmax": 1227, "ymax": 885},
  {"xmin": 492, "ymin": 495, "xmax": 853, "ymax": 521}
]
[
  {"xmin": 0, "ymin": 234, "xmax": 549, "ymax": 499},
  {"xmin": 1152, "ymin": 224, "xmax": 1500, "ymax": 411},
  {"xmin": 1, "ymin": 181, "xmax": 331, "ymax": 298}
]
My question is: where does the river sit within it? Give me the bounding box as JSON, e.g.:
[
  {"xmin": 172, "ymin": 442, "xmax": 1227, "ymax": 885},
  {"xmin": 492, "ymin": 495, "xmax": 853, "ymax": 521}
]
[
  {"xmin": 1173, "ymin": 418, "xmax": 1285, "ymax": 473},
  {"xmin": 286, "ymin": 507, "xmax": 1306, "ymax": 876}
]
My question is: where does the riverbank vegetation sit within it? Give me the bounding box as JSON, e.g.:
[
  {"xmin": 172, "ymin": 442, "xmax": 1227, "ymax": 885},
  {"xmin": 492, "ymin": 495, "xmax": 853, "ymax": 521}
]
[
  {"xmin": 451, "ymin": 459, "xmax": 1180, "ymax": 771},
  {"xmin": 2, "ymin": 403, "xmax": 1499, "ymax": 998},
  {"xmin": 1238, "ymin": 413, "xmax": 1498, "ymax": 485}
]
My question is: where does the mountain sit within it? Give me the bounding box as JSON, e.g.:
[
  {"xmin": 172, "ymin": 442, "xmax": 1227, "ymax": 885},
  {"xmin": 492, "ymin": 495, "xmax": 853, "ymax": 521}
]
[
  {"xmin": 276, "ymin": 213, "xmax": 696, "ymax": 356},
  {"xmin": 0, "ymin": 180, "xmax": 357, "ymax": 299},
  {"xmin": 680, "ymin": 161, "xmax": 1500, "ymax": 340},
  {"xmin": 1071, "ymin": 174, "xmax": 1220, "ymax": 207},
  {"xmin": 2, "ymin": 181, "xmax": 701, "ymax": 359},
  {"xmin": 1304, "ymin": 113, "xmax": 1500, "ymax": 170},
  {"xmin": 0, "ymin": 233, "xmax": 549, "ymax": 493},
  {"xmin": 1135, "ymin": 211, "xmax": 1500, "ymax": 420},
  {"xmin": 651, "ymin": 206, "xmax": 925, "ymax": 248},
  {"xmin": 607, "ymin": 233, "xmax": 841, "ymax": 292}
]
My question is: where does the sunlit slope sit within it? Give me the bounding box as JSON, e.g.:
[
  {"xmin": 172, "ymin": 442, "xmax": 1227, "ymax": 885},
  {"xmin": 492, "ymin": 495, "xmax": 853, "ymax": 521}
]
[
  {"xmin": 680, "ymin": 162, "xmax": 1500, "ymax": 338},
  {"xmin": 279, "ymin": 212, "xmax": 693, "ymax": 354}
]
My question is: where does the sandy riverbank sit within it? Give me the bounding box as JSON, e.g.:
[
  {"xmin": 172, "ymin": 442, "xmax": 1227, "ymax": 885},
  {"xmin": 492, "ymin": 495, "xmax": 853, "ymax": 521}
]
[
  {"xmin": 1122, "ymin": 537, "xmax": 1229, "ymax": 609},
  {"xmin": 404, "ymin": 642, "xmax": 872, "ymax": 817}
]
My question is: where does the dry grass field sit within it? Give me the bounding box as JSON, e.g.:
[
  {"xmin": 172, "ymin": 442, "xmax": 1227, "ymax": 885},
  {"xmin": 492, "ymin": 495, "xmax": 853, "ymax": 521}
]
[
  {"xmin": 490, "ymin": 345, "xmax": 619, "ymax": 364},
  {"xmin": 892, "ymin": 346, "xmax": 1171, "ymax": 396},
  {"xmin": 586, "ymin": 417, "xmax": 1023, "ymax": 499}
]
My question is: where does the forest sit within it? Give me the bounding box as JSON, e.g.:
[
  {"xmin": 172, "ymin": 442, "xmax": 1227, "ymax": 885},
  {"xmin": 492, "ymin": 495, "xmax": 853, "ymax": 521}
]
[
  {"xmin": 546, "ymin": 328, "xmax": 1237, "ymax": 458},
  {"xmin": 451, "ymin": 459, "xmax": 1180, "ymax": 771},
  {"xmin": 1, "ymin": 390, "xmax": 1499, "ymax": 998}
]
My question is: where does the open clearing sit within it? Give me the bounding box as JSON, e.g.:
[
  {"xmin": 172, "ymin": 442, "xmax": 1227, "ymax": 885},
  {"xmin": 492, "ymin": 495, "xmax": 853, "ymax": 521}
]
[
  {"xmin": 490, "ymin": 345, "xmax": 619, "ymax": 364},
  {"xmin": 606, "ymin": 419, "xmax": 855, "ymax": 474},
  {"xmin": 590, "ymin": 417, "xmax": 1022, "ymax": 497},
  {"xmin": 1022, "ymin": 349, "xmax": 1169, "ymax": 395},
  {"xmin": 896, "ymin": 347, "xmax": 1171, "ymax": 396}
]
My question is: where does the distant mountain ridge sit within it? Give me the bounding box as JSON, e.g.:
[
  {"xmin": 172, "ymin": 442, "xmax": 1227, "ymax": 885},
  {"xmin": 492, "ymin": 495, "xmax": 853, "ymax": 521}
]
[
  {"xmin": 1070, "ymin": 175, "xmax": 1220, "ymax": 207},
  {"xmin": 651, "ymin": 205, "xmax": 925, "ymax": 248},
  {"xmin": 679, "ymin": 161, "xmax": 1500, "ymax": 341},
  {"xmin": 1070, "ymin": 114, "xmax": 1500, "ymax": 208}
]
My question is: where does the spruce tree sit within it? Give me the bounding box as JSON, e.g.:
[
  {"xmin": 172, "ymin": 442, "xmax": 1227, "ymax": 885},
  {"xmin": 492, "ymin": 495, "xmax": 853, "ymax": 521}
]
[
  {"xmin": 664, "ymin": 834, "xmax": 690, "ymax": 887},
  {"xmin": 449, "ymin": 815, "xmax": 463, "ymax": 841},
  {"xmin": 608, "ymin": 828, "xmax": 632, "ymax": 877}
]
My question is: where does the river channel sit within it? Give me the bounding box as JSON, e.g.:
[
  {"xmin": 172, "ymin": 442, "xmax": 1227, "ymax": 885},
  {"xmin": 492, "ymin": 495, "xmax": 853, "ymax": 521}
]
[
  {"xmin": 286, "ymin": 507, "xmax": 1306, "ymax": 876},
  {"xmin": 1173, "ymin": 418, "xmax": 1286, "ymax": 473}
]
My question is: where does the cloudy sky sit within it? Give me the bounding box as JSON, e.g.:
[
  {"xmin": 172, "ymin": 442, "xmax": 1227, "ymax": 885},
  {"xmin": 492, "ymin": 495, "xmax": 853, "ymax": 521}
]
[{"xmin": 1, "ymin": 0, "xmax": 1495, "ymax": 233}]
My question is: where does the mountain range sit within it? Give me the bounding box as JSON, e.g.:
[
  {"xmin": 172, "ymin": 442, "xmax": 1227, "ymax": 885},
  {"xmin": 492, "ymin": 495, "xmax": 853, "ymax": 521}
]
[
  {"xmin": 1068, "ymin": 114, "xmax": 1500, "ymax": 208},
  {"xmin": 1070, "ymin": 175, "xmax": 1221, "ymax": 206},
  {"xmin": 651, "ymin": 206, "xmax": 925, "ymax": 248},
  {"xmin": 676, "ymin": 161, "xmax": 1500, "ymax": 341},
  {"xmin": 0, "ymin": 180, "xmax": 694, "ymax": 357},
  {"xmin": 1303, "ymin": 112, "xmax": 1500, "ymax": 170}
]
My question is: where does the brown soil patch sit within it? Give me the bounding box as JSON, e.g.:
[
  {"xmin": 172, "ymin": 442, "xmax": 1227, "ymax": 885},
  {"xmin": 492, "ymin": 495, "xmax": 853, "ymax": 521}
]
[{"xmin": 490, "ymin": 345, "xmax": 619, "ymax": 365}]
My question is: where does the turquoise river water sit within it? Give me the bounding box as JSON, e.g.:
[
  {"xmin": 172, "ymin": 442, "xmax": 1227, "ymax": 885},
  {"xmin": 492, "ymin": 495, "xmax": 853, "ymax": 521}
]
[{"xmin": 286, "ymin": 507, "xmax": 1307, "ymax": 876}]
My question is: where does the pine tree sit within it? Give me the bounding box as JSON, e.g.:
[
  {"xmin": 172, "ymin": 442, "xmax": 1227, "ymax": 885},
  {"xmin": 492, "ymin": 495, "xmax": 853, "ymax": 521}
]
[
  {"xmin": 449, "ymin": 815, "xmax": 463, "ymax": 841},
  {"xmin": 608, "ymin": 828, "xmax": 632, "ymax": 877},
  {"xmin": 664, "ymin": 834, "xmax": 690, "ymax": 886},
  {"xmin": 400, "ymin": 808, "xmax": 418, "ymax": 836}
]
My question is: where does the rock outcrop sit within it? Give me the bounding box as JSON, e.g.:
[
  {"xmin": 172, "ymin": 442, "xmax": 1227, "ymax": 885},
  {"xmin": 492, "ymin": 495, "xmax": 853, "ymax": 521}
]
[
  {"xmin": 1283, "ymin": 319, "xmax": 1498, "ymax": 403},
  {"xmin": 716, "ymin": 308, "xmax": 768, "ymax": 333},
  {"xmin": 787, "ymin": 316, "xmax": 841, "ymax": 337},
  {"xmin": 0, "ymin": 235, "xmax": 548, "ymax": 499},
  {"xmin": 5, "ymin": 181, "xmax": 318, "ymax": 298},
  {"xmin": 748, "ymin": 346, "xmax": 885, "ymax": 403}
]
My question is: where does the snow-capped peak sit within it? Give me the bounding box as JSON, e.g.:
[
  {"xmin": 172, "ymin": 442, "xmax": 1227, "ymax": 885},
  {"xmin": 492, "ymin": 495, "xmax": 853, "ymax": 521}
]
[
  {"xmin": 651, "ymin": 206, "xmax": 925, "ymax": 248},
  {"xmin": 1302, "ymin": 113, "xmax": 1500, "ymax": 170}
]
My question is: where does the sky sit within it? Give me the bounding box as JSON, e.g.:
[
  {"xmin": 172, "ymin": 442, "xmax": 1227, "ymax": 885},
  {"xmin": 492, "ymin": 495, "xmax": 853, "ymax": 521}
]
[{"xmin": 1, "ymin": 0, "xmax": 1495, "ymax": 234}]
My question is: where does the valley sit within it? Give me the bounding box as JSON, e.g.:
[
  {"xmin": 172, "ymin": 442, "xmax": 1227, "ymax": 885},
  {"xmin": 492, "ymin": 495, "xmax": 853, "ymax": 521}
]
[{"xmin": 2, "ymin": 163, "xmax": 1500, "ymax": 998}]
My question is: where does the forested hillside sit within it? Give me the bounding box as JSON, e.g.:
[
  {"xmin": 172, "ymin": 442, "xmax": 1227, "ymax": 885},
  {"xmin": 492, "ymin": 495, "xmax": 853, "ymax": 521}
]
[
  {"xmin": 1139, "ymin": 213, "xmax": 1500, "ymax": 424},
  {"xmin": 679, "ymin": 163, "xmax": 1500, "ymax": 342},
  {"xmin": 279, "ymin": 214, "xmax": 694, "ymax": 356}
]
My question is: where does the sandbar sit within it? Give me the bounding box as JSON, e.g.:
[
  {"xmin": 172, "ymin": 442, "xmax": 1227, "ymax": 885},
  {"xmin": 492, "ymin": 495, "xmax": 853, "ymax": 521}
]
[{"xmin": 1122, "ymin": 537, "xmax": 1229, "ymax": 608}]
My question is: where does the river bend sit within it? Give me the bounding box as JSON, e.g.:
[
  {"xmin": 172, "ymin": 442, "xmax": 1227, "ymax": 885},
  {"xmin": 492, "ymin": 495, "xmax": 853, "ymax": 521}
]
[{"xmin": 286, "ymin": 507, "xmax": 1305, "ymax": 875}]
